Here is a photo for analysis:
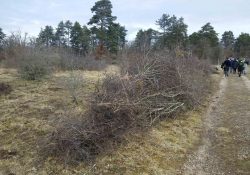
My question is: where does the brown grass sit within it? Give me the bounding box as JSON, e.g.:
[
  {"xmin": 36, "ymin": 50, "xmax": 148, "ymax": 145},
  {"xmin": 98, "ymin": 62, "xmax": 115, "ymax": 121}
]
[
  {"xmin": 0, "ymin": 67, "xmax": 112, "ymax": 174},
  {"xmin": 0, "ymin": 62, "xmax": 218, "ymax": 174},
  {"xmin": 43, "ymin": 52, "xmax": 213, "ymax": 165}
]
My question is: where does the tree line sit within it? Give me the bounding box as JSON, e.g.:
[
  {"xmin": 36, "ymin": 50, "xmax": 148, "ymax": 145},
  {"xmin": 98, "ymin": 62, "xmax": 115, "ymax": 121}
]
[
  {"xmin": 1, "ymin": 0, "xmax": 250, "ymax": 61},
  {"xmin": 133, "ymin": 14, "xmax": 250, "ymax": 62},
  {"xmin": 36, "ymin": 0, "xmax": 126, "ymax": 56}
]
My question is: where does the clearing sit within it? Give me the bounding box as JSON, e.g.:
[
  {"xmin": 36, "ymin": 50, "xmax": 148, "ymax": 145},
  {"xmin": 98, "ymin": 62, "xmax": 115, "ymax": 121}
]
[{"xmin": 0, "ymin": 67, "xmax": 249, "ymax": 174}]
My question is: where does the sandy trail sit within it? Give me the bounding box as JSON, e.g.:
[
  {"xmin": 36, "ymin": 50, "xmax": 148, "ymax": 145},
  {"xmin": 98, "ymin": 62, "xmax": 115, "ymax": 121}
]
[
  {"xmin": 182, "ymin": 75, "xmax": 250, "ymax": 175},
  {"xmin": 242, "ymin": 76, "xmax": 250, "ymax": 90}
]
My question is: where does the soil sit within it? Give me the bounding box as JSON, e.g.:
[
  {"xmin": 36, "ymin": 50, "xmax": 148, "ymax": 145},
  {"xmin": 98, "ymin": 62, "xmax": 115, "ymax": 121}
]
[{"xmin": 183, "ymin": 74, "xmax": 250, "ymax": 175}]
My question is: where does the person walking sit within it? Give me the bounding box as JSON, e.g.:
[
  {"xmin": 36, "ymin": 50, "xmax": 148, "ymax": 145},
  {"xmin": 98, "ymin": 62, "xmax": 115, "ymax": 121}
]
[
  {"xmin": 229, "ymin": 57, "xmax": 233, "ymax": 73},
  {"xmin": 238, "ymin": 59, "xmax": 245, "ymax": 77},
  {"xmin": 221, "ymin": 57, "xmax": 231, "ymax": 77},
  {"xmin": 232, "ymin": 58, "xmax": 239, "ymax": 74}
]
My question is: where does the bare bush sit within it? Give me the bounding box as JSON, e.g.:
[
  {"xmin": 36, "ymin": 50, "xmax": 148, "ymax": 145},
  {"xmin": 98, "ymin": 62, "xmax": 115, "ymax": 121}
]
[
  {"xmin": 58, "ymin": 50, "xmax": 107, "ymax": 71},
  {"xmin": 61, "ymin": 71, "xmax": 85, "ymax": 104},
  {"xmin": 1, "ymin": 32, "xmax": 107, "ymax": 72},
  {"xmin": 42, "ymin": 51, "xmax": 212, "ymax": 164},
  {"xmin": 1, "ymin": 31, "xmax": 28, "ymax": 67}
]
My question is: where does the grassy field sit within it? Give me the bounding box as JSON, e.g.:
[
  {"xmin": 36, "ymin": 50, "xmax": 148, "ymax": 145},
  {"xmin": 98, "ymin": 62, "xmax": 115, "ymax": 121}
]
[{"xmin": 0, "ymin": 67, "xmax": 220, "ymax": 175}]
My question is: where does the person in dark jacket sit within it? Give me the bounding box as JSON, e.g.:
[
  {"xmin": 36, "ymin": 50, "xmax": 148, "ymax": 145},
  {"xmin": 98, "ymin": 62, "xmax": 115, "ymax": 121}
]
[
  {"xmin": 229, "ymin": 57, "xmax": 233, "ymax": 73},
  {"xmin": 238, "ymin": 59, "xmax": 245, "ymax": 77},
  {"xmin": 221, "ymin": 57, "xmax": 231, "ymax": 77},
  {"xmin": 232, "ymin": 58, "xmax": 239, "ymax": 74}
]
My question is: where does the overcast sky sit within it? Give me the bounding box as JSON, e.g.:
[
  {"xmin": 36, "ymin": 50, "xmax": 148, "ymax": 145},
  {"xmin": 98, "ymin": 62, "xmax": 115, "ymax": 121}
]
[{"xmin": 0, "ymin": 0, "xmax": 250, "ymax": 40}]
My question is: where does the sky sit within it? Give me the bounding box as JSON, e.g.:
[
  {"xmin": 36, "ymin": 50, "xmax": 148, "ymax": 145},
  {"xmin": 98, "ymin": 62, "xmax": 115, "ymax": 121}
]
[{"xmin": 0, "ymin": 0, "xmax": 250, "ymax": 41}]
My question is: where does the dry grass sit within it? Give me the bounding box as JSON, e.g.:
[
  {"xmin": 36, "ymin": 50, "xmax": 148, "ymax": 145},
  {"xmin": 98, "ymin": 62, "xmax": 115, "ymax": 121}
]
[
  {"xmin": 0, "ymin": 65, "xmax": 219, "ymax": 174},
  {"xmin": 45, "ymin": 53, "xmax": 213, "ymax": 164},
  {"xmin": 36, "ymin": 108, "xmax": 208, "ymax": 175},
  {"xmin": 87, "ymin": 111, "xmax": 204, "ymax": 175},
  {"xmin": 246, "ymin": 66, "xmax": 250, "ymax": 79},
  {"xmin": 0, "ymin": 67, "xmax": 115, "ymax": 174}
]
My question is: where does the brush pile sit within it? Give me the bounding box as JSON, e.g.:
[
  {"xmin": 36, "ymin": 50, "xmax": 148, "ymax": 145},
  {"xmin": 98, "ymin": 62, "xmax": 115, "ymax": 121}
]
[{"xmin": 43, "ymin": 52, "xmax": 211, "ymax": 163}]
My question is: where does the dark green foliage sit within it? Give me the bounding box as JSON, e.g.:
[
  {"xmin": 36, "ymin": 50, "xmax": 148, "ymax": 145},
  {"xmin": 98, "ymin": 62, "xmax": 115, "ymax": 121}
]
[
  {"xmin": 1, "ymin": 1, "xmax": 127, "ymax": 56},
  {"xmin": 88, "ymin": 0, "xmax": 117, "ymax": 43},
  {"xmin": 155, "ymin": 14, "xmax": 188, "ymax": 50},
  {"xmin": 198, "ymin": 23, "xmax": 219, "ymax": 47},
  {"xmin": 55, "ymin": 21, "xmax": 67, "ymax": 47},
  {"xmin": 70, "ymin": 22, "xmax": 91, "ymax": 55},
  {"xmin": 37, "ymin": 26, "xmax": 55, "ymax": 47},
  {"xmin": 107, "ymin": 23, "xmax": 127, "ymax": 53},
  {"xmin": 88, "ymin": 0, "xmax": 126, "ymax": 54},
  {"xmin": 221, "ymin": 31, "xmax": 235, "ymax": 57},
  {"xmin": 189, "ymin": 23, "xmax": 219, "ymax": 61},
  {"xmin": 221, "ymin": 31, "xmax": 235, "ymax": 48},
  {"xmin": 189, "ymin": 32, "xmax": 200, "ymax": 46},
  {"xmin": 234, "ymin": 33, "xmax": 250, "ymax": 57},
  {"xmin": 189, "ymin": 23, "xmax": 219, "ymax": 47},
  {"xmin": 134, "ymin": 29, "xmax": 157, "ymax": 52},
  {"xmin": 88, "ymin": 0, "xmax": 116, "ymax": 26}
]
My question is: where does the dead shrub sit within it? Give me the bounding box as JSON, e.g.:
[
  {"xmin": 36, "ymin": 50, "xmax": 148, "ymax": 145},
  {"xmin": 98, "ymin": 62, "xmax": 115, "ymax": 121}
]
[
  {"xmin": 61, "ymin": 71, "xmax": 85, "ymax": 104},
  {"xmin": 0, "ymin": 82, "xmax": 12, "ymax": 95},
  {"xmin": 1, "ymin": 31, "xmax": 28, "ymax": 68},
  {"xmin": 42, "ymin": 51, "xmax": 212, "ymax": 164},
  {"xmin": 1, "ymin": 33, "xmax": 107, "ymax": 72},
  {"xmin": 59, "ymin": 51, "xmax": 107, "ymax": 71}
]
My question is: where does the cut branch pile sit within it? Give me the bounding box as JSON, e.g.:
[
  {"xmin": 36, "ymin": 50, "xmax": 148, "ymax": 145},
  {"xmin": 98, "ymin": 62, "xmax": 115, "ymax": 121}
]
[{"xmin": 43, "ymin": 52, "xmax": 211, "ymax": 164}]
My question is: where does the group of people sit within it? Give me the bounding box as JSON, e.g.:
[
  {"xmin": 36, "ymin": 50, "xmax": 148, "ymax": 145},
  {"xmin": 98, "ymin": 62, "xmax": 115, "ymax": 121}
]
[{"xmin": 221, "ymin": 57, "xmax": 249, "ymax": 77}]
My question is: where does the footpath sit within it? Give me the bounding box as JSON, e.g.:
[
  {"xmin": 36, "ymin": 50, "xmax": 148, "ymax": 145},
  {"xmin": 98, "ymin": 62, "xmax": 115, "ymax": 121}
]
[{"xmin": 183, "ymin": 74, "xmax": 250, "ymax": 175}]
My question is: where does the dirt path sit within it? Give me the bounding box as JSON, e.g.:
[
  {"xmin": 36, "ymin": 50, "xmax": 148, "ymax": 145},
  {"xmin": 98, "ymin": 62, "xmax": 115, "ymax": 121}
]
[{"xmin": 183, "ymin": 75, "xmax": 250, "ymax": 175}]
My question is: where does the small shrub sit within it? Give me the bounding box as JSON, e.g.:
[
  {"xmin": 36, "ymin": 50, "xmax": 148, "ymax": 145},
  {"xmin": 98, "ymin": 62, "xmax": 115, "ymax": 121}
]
[
  {"xmin": 18, "ymin": 50, "xmax": 51, "ymax": 80},
  {"xmin": 0, "ymin": 82, "xmax": 12, "ymax": 95},
  {"xmin": 62, "ymin": 71, "xmax": 84, "ymax": 104}
]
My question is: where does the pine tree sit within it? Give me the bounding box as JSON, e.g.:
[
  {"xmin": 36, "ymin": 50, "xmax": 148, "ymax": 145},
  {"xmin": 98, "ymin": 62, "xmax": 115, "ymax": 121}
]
[
  {"xmin": 156, "ymin": 14, "xmax": 188, "ymax": 49},
  {"xmin": 134, "ymin": 29, "xmax": 156, "ymax": 52},
  {"xmin": 221, "ymin": 31, "xmax": 235, "ymax": 48},
  {"xmin": 189, "ymin": 23, "xmax": 219, "ymax": 60},
  {"xmin": 88, "ymin": 0, "xmax": 117, "ymax": 53},
  {"xmin": 198, "ymin": 23, "xmax": 218, "ymax": 47},
  {"xmin": 0, "ymin": 28, "xmax": 5, "ymax": 50},
  {"xmin": 37, "ymin": 26, "xmax": 55, "ymax": 47},
  {"xmin": 235, "ymin": 33, "xmax": 250, "ymax": 57},
  {"xmin": 55, "ymin": 21, "xmax": 67, "ymax": 47},
  {"xmin": 65, "ymin": 20, "xmax": 73, "ymax": 47},
  {"xmin": 70, "ymin": 22, "xmax": 90, "ymax": 55},
  {"xmin": 221, "ymin": 31, "xmax": 235, "ymax": 57},
  {"xmin": 107, "ymin": 23, "xmax": 127, "ymax": 53}
]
